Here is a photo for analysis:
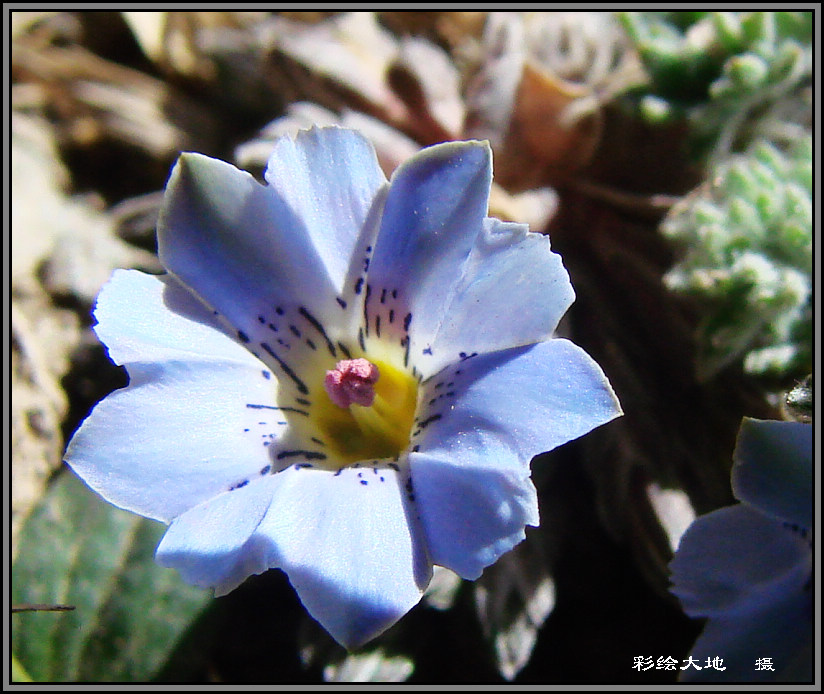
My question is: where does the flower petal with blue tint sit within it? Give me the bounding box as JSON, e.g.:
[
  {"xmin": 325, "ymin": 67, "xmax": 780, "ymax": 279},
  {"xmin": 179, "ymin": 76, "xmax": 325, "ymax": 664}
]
[
  {"xmin": 675, "ymin": 504, "xmax": 813, "ymax": 683},
  {"xmin": 669, "ymin": 505, "xmax": 811, "ymax": 619},
  {"xmin": 263, "ymin": 127, "xmax": 387, "ymax": 296},
  {"xmin": 427, "ymin": 217, "xmax": 575, "ymax": 365},
  {"xmin": 156, "ymin": 476, "xmax": 279, "ymax": 594},
  {"xmin": 410, "ymin": 452, "xmax": 538, "ymax": 579},
  {"xmin": 364, "ymin": 140, "xmax": 492, "ymax": 377},
  {"xmin": 254, "ymin": 464, "xmax": 431, "ymax": 649},
  {"xmin": 65, "ymin": 272, "xmax": 284, "ymax": 523},
  {"xmin": 413, "ymin": 339, "xmax": 622, "ymax": 470},
  {"xmin": 92, "ymin": 269, "xmax": 253, "ymax": 366},
  {"xmin": 408, "ymin": 338, "xmax": 620, "ymax": 579},
  {"xmin": 681, "ymin": 592, "xmax": 812, "ymax": 682},
  {"xmin": 669, "ymin": 412, "xmax": 813, "ymax": 685},
  {"xmin": 732, "ymin": 418, "xmax": 812, "ymax": 530},
  {"xmin": 158, "ymin": 129, "xmax": 386, "ymax": 343},
  {"xmin": 65, "ymin": 356, "xmax": 284, "ymax": 523}
]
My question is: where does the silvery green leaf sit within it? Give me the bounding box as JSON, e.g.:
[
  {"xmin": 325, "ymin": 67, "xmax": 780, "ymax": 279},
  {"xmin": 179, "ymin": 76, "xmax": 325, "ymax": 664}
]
[
  {"xmin": 323, "ymin": 650, "xmax": 414, "ymax": 683},
  {"xmin": 473, "ymin": 530, "xmax": 556, "ymax": 680},
  {"xmin": 619, "ymin": 11, "xmax": 811, "ymax": 161},
  {"xmin": 423, "ymin": 565, "xmax": 463, "ymax": 611},
  {"xmin": 661, "ymin": 136, "xmax": 811, "ymax": 379},
  {"xmin": 297, "ymin": 609, "xmax": 414, "ymax": 683}
]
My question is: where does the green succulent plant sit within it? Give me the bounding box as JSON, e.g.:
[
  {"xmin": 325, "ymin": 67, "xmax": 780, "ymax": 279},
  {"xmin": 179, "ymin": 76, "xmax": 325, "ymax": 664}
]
[
  {"xmin": 619, "ymin": 11, "xmax": 812, "ymax": 160},
  {"xmin": 620, "ymin": 12, "xmax": 811, "ymax": 383},
  {"xmin": 661, "ymin": 136, "xmax": 812, "ymax": 381}
]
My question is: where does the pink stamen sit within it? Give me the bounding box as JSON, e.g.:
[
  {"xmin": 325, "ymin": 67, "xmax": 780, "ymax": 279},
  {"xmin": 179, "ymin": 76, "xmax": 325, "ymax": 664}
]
[{"xmin": 324, "ymin": 358, "xmax": 380, "ymax": 408}]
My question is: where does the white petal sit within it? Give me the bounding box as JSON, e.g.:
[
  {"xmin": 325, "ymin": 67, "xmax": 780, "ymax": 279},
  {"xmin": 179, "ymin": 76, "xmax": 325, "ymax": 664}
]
[{"xmin": 256, "ymin": 464, "xmax": 431, "ymax": 649}]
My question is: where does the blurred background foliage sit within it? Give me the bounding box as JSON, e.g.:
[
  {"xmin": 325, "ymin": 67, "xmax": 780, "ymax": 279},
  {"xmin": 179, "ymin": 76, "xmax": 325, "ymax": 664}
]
[{"xmin": 10, "ymin": 10, "xmax": 814, "ymax": 684}]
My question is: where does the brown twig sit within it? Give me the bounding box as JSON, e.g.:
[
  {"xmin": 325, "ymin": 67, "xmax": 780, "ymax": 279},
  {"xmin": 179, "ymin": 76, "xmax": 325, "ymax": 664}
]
[{"xmin": 12, "ymin": 603, "xmax": 76, "ymax": 613}]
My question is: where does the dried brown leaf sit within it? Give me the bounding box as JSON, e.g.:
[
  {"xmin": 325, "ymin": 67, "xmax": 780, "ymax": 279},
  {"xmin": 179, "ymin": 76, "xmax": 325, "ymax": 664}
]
[{"xmin": 12, "ymin": 40, "xmax": 219, "ymax": 161}]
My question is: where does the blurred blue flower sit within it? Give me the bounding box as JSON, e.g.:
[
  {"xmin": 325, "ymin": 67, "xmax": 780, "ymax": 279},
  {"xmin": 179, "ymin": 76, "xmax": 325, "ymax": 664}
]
[
  {"xmin": 64, "ymin": 127, "xmax": 621, "ymax": 649},
  {"xmin": 670, "ymin": 417, "xmax": 812, "ymax": 682}
]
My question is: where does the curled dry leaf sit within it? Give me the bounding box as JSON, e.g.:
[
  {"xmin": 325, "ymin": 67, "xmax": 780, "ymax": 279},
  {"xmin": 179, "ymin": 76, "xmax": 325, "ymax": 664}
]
[
  {"xmin": 12, "ymin": 29, "xmax": 219, "ymax": 165},
  {"xmin": 464, "ymin": 12, "xmax": 645, "ymax": 190},
  {"xmin": 261, "ymin": 12, "xmax": 464, "ymax": 146},
  {"xmin": 236, "ymin": 101, "xmax": 558, "ymax": 232}
]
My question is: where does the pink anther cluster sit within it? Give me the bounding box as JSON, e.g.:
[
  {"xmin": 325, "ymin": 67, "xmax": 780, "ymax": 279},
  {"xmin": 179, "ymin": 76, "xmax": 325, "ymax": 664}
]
[{"xmin": 324, "ymin": 358, "xmax": 381, "ymax": 408}]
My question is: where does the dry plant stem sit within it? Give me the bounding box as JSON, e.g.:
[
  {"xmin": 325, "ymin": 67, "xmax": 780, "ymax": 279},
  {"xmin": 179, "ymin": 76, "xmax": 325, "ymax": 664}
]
[
  {"xmin": 569, "ymin": 178, "xmax": 680, "ymax": 220},
  {"xmin": 12, "ymin": 604, "xmax": 76, "ymax": 613}
]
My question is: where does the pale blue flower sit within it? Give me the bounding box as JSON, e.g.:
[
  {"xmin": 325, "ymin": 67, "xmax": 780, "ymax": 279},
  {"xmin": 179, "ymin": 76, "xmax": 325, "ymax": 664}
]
[
  {"xmin": 669, "ymin": 418, "xmax": 812, "ymax": 682},
  {"xmin": 64, "ymin": 127, "xmax": 622, "ymax": 649}
]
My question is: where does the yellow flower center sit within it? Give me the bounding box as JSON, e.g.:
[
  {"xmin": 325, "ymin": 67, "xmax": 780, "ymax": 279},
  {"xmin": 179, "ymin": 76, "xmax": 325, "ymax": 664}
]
[
  {"xmin": 282, "ymin": 344, "xmax": 419, "ymax": 469},
  {"xmin": 315, "ymin": 356, "xmax": 417, "ymax": 465}
]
